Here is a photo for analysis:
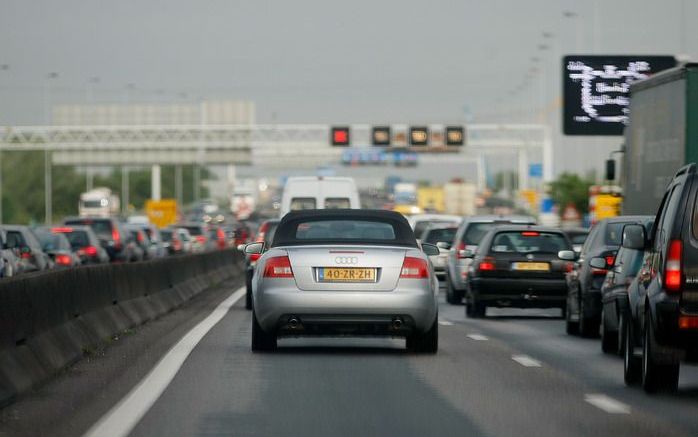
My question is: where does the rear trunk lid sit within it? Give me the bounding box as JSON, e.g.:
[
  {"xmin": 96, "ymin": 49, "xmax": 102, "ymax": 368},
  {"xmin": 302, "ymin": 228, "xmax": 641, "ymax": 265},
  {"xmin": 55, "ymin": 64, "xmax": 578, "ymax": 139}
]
[{"xmin": 286, "ymin": 245, "xmax": 408, "ymax": 291}]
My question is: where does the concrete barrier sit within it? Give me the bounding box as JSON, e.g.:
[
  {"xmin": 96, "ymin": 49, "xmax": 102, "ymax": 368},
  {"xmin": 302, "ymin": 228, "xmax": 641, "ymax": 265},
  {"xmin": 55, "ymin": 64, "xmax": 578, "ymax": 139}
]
[{"xmin": 0, "ymin": 249, "xmax": 243, "ymax": 407}]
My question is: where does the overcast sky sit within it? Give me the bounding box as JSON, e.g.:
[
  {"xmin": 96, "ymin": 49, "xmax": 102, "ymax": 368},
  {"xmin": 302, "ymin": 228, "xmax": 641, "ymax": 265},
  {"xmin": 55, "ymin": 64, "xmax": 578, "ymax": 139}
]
[{"xmin": 0, "ymin": 0, "xmax": 696, "ymax": 175}]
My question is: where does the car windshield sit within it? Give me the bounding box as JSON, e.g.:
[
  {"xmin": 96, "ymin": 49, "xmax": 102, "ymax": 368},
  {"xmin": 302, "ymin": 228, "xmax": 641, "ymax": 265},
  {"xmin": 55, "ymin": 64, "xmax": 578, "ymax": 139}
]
[
  {"xmin": 490, "ymin": 231, "xmax": 569, "ymax": 254},
  {"xmin": 424, "ymin": 227, "xmax": 457, "ymax": 245}
]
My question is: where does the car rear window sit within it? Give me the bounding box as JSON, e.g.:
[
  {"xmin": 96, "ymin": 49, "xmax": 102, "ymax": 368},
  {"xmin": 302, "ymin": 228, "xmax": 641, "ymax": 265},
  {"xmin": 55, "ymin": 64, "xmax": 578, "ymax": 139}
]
[
  {"xmin": 36, "ymin": 231, "xmax": 70, "ymax": 251},
  {"xmin": 182, "ymin": 226, "xmax": 203, "ymax": 236},
  {"xmin": 160, "ymin": 230, "xmax": 173, "ymax": 241},
  {"xmin": 569, "ymin": 233, "xmax": 588, "ymax": 245},
  {"xmin": 324, "ymin": 198, "xmax": 350, "ymax": 209},
  {"xmin": 64, "ymin": 231, "xmax": 90, "ymax": 249},
  {"xmin": 295, "ymin": 220, "xmax": 395, "ymax": 240},
  {"xmin": 605, "ymin": 223, "xmax": 624, "ymax": 245},
  {"xmin": 65, "ymin": 219, "xmax": 113, "ymax": 238},
  {"xmin": 424, "ymin": 227, "xmax": 457, "ymax": 245},
  {"xmin": 461, "ymin": 223, "xmax": 497, "ymax": 245},
  {"xmin": 490, "ymin": 231, "xmax": 569, "ymax": 254},
  {"xmin": 290, "ymin": 197, "xmax": 316, "ymax": 210}
]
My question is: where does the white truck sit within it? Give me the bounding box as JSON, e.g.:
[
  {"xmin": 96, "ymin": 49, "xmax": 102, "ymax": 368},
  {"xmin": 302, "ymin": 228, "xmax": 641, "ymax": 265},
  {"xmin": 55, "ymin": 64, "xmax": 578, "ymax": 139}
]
[
  {"xmin": 280, "ymin": 176, "xmax": 360, "ymax": 217},
  {"xmin": 79, "ymin": 187, "xmax": 120, "ymax": 217}
]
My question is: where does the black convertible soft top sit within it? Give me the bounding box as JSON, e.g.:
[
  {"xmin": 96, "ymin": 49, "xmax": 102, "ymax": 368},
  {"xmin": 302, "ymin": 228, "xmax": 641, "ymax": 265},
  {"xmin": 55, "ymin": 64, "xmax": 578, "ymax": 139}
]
[{"xmin": 271, "ymin": 209, "xmax": 418, "ymax": 247}]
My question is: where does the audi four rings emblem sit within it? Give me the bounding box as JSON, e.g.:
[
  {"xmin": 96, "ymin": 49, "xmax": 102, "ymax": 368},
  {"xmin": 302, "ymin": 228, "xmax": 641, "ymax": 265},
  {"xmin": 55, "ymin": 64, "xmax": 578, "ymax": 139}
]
[{"xmin": 335, "ymin": 256, "xmax": 358, "ymax": 264}]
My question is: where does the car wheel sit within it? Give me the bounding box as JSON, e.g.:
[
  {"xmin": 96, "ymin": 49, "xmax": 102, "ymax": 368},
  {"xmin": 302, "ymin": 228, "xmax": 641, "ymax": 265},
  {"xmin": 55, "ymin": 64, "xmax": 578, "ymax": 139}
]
[
  {"xmin": 565, "ymin": 299, "xmax": 579, "ymax": 335},
  {"xmin": 245, "ymin": 271, "xmax": 253, "ymax": 310},
  {"xmin": 642, "ymin": 313, "xmax": 679, "ymax": 393},
  {"xmin": 407, "ymin": 319, "xmax": 438, "ymax": 354},
  {"xmin": 469, "ymin": 298, "xmax": 486, "ymax": 318},
  {"xmin": 617, "ymin": 312, "xmax": 628, "ymax": 358},
  {"xmin": 600, "ymin": 307, "xmax": 618, "ymax": 354},
  {"xmin": 251, "ymin": 311, "xmax": 276, "ymax": 352},
  {"xmin": 623, "ymin": 315, "xmax": 641, "ymax": 385},
  {"xmin": 579, "ymin": 297, "xmax": 600, "ymax": 338},
  {"xmin": 446, "ymin": 274, "xmax": 461, "ymax": 305}
]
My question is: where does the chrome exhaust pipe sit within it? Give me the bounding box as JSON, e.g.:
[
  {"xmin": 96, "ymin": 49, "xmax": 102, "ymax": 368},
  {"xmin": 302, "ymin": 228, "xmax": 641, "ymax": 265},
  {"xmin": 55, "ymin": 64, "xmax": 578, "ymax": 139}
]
[
  {"xmin": 288, "ymin": 317, "xmax": 300, "ymax": 329},
  {"xmin": 392, "ymin": 317, "xmax": 403, "ymax": 330}
]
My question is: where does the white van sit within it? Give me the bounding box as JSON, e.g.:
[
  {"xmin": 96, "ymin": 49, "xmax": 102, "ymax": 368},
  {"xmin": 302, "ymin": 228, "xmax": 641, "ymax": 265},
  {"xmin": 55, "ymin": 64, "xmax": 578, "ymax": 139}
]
[{"xmin": 280, "ymin": 176, "xmax": 360, "ymax": 217}]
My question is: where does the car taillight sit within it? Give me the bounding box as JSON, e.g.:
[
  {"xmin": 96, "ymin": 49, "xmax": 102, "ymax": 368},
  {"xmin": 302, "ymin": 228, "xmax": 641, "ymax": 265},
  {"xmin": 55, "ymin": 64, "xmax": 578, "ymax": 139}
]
[
  {"xmin": 665, "ymin": 239, "xmax": 682, "ymax": 293},
  {"xmin": 400, "ymin": 257, "xmax": 429, "ymax": 279},
  {"xmin": 250, "ymin": 253, "xmax": 261, "ymax": 262},
  {"xmin": 56, "ymin": 254, "xmax": 72, "ymax": 266},
  {"xmin": 21, "ymin": 252, "xmax": 31, "ymax": 259},
  {"xmin": 263, "ymin": 255, "xmax": 293, "ymax": 278},
  {"xmin": 456, "ymin": 242, "xmax": 467, "ymax": 259},
  {"xmin": 137, "ymin": 232, "xmax": 144, "ymax": 243},
  {"xmin": 173, "ymin": 238, "xmax": 182, "ymax": 251},
  {"xmin": 565, "ymin": 262, "xmax": 574, "ymax": 273},
  {"xmin": 678, "ymin": 315, "xmax": 698, "ymax": 329},
  {"xmin": 605, "ymin": 255, "xmax": 615, "ymax": 267},
  {"xmin": 112, "ymin": 228, "xmax": 122, "ymax": 249},
  {"xmin": 52, "ymin": 227, "xmax": 73, "ymax": 233},
  {"xmin": 478, "ymin": 257, "xmax": 495, "ymax": 271},
  {"xmin": 84, "ymin": 245, "xmax": 98, "ymax": 257},
  {"xmin": 196, "ymin": 235, "xmax": 206, "ymax": 244},
  {"xmin": 521, "ymin": 231, "xmax": 539, "ymax": 236}
]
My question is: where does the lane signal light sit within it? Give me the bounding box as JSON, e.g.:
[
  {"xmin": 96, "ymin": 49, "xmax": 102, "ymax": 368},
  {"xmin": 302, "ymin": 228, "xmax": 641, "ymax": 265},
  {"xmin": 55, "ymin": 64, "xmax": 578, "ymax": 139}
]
[
  {"xmin": 331, "ymin": 127, "xmax": 350, "ymax": 146},
  {"xmin": 446, "ymin": 126, "xmax": 465, "ymax": 146},
  {"xmin": 409, "ymin": 126, "xmax": 429, "ymax": 146},
  {"xmin": 372, "ymin": 126, "xmax": 391, "ymax": 146}
]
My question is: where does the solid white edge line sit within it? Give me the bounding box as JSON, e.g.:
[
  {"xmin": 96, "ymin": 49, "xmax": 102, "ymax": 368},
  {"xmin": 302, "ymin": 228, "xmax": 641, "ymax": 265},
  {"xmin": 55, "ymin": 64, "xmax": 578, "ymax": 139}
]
[
  {"xmin": 511, "ymin": 354, "xmax": 542, "ymax": 367},
  {"xmin": 584, "ymin": 394, "xmax": 631, "ymax": 414},
  {"xmin": 466, "ymin": 334, "xmax": 488, "ymax": 341},
  {"xmin": 83, "ymin": 286, "xmax": 246, "ymax": 437}
]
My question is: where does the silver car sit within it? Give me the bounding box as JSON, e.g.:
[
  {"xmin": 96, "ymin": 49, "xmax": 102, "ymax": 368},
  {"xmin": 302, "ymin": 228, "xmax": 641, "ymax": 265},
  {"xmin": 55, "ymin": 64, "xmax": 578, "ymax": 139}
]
[{"xmin": 245, "ymin": 209, "xmax": 440, "ymax": 353}]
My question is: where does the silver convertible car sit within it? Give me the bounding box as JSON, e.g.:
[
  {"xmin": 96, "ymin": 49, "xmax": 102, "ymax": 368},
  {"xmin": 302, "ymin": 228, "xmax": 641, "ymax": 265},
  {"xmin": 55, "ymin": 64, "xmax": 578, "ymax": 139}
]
[{"xmin": 243, "ymin": 209, "xmax": 440, "ymax": 353}]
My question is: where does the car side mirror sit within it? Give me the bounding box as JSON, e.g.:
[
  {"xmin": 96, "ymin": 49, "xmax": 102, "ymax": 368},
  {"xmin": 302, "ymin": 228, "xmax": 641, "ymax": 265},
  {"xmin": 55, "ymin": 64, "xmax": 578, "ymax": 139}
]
[
  {"xmin": 589, "ymin": 257, "xmax": 607, "ymax": 269},
  {"xmin": 558, "ymin": 250, "xmax": 576, "ymax": 261},
  {"xmin": 244, "ymin": 242, "xmax": 264, "ymax": 255},
  {"xmin": 622, "ymin": 224, "xmax": 646, "ymax": 250},
  {"xmin": 421, "ymin": 243, "xmax": 440, "ymax": 257},
  {"xmin": 436, "ymin": 242, "xmax": 451, "ymax": 250}
]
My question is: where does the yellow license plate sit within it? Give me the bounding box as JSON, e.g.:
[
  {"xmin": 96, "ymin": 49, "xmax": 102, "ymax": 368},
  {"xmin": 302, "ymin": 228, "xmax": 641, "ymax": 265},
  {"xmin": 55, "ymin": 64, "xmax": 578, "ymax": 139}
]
[
  {"xmin": 319, "ymin": 268, "xmax": 377, "ymax": 283},
  {"xmin": 512, "ymin": 262, "xmax": 550, "ymax": 271}
]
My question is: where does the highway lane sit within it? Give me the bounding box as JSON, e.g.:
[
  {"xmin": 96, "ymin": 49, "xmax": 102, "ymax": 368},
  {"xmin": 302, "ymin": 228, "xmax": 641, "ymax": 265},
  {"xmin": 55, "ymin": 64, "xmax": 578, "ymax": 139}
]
[
  {"xmin": 2, "ymin": 283, "xmax": 697, "ymax": 437},
  {"xmin": 127, "ymin": 293, "xmax": 696, "ymax": 436}
]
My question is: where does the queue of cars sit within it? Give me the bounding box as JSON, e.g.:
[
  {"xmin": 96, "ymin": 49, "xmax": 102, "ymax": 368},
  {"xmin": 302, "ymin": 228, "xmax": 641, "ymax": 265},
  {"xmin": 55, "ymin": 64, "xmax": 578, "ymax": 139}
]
[{"xmin": 0, "ymin": 216, "xmax": 248, "ymax": 278}]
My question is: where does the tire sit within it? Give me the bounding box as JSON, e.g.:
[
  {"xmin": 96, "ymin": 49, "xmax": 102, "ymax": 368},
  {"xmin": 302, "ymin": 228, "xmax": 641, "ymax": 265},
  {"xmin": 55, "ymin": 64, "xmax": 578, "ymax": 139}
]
[
  {"xmin": 617, "ymin": 312, "xmax": 628, "ymax": 358},
  {"xmin": 600, "ymin": 307, "xmax": 618, "ymax": 354},
  {"xmin": 245, "ymin": 270, "xmax": 253, "ymax": 310},
  {"xmin": 579, "ymin": 297, "xmax": 600, "ymax": 338},
  {"xmin": 445, "ymin": 275, "xmax": 461, "ymax": 305},
  {"xmin": 251, "ymin": 311, "xmax": 276, "ymax": 352},
  {"xmin": 642, "ymin": 315, "xmax": 679, "ymax": 393},
  {"xmin": 565, "ymin": 299, "xmax": 579, "ymax": 335},
  {"xmin": 407, "ymin": 319, "xmax": 438, "ymax": 354},
  {"xmin": 623, "ymin": 316, "xmax": 641, "ymax": 385},
  {"xmin": 468, "ymin": 297, "xmax": 486, "ymax": 318}
]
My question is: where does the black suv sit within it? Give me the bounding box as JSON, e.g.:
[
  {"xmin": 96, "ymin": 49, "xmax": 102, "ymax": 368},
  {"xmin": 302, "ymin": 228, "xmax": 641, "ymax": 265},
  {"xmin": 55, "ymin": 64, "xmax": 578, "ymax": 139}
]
[
  {"xmin": 622, "ymin": 164, "xmax": 698, "ymax": 393},
  {"xmin": 63, "ymin": 217, "xmax": 131, "ymax": 262},
  {"xmin": 565, "ymin": 216, "xmax": 650, "ymax": 337}
]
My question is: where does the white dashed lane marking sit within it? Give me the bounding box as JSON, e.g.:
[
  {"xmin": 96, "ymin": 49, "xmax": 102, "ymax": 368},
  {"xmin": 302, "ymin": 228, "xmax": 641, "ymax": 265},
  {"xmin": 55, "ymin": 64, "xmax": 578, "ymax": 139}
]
[
  {"xmin": 584, "ymin": 394, "xmax": 631, "ymax": 414},
  {"xmin": 466, "ymin": 334, "xmax": 489, "ymax": 341},
  {"xmin": 438, "ymin": 320, "xmax": 454, "ymax": 326},
  {"xmin": 511, "ymin": 355, "xmax": 542, "ymax": 367}
]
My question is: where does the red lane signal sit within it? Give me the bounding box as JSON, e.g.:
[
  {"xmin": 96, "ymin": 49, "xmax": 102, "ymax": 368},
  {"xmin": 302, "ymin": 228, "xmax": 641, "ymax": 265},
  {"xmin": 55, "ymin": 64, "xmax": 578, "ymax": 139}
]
[{"xmin": 331, "ymin": 127, "xmax": 350, "ymax": 146}]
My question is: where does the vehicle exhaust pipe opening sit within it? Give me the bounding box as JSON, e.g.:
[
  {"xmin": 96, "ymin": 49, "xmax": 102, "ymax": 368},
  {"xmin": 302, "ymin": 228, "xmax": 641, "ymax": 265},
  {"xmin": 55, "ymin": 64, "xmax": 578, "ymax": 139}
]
[
  {"xmin": 288, "ymin": 317, "xmax": 300, "ymax": 329},
  {"xmin": 392, "ymin": 317, "xmax": 403, "ymax": 330}
]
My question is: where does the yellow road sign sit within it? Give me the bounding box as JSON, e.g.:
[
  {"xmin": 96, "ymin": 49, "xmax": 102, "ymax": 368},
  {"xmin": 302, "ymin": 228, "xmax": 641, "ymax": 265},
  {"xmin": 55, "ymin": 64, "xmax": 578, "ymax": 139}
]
[{"xmin": 145, "ymin": 199, "xmax": 178, "ymax": 228}]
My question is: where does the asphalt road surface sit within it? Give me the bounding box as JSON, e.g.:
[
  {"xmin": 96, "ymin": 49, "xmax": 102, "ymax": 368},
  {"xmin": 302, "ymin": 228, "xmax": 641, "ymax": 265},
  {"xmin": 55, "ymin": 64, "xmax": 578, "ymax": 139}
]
[{"xmin": 2, "ymin": 279, "xmax": 697, "ymax": 437}]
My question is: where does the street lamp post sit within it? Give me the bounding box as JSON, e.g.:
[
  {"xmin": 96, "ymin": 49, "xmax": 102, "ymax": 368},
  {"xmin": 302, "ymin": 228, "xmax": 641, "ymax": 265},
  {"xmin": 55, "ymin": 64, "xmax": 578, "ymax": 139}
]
[
  {"xmin": 44, "ymin": 72, "xmax": 58, "ymax": 224},
  {"xmin": 0, "ymin": 63, "xmax": 9, "ymax": 224}
]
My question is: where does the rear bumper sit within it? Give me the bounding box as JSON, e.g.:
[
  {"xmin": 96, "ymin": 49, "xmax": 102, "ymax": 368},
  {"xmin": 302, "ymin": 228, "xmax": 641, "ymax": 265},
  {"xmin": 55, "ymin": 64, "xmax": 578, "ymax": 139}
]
[
  {"xmin": 654, "ymin": 300, "xmax": 698, "ymax": 351},
  {"xmin": 470, "ymin": 277, "xmax": 566, "ymax": 307},
  {"xmin": 254, "ymin": 284, "xmax": 438, "ymax": 334}
]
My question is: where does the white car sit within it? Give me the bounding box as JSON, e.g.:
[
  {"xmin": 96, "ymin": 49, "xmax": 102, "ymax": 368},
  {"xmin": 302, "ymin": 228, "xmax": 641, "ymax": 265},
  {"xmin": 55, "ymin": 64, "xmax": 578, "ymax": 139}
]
[{"xmin": 245, "ymin": 209, "xmax": 440, "ymax": 353}]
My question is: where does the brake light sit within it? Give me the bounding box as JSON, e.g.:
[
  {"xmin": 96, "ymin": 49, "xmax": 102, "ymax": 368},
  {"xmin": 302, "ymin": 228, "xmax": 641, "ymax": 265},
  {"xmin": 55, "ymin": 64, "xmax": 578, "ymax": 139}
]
[
  {"xmin": 173, "ymin": 238, "xmax": 182, "ymax": 251},
  {"xmin": 263, "ymin": 255, "xmax": 294, "ymax": 278},
  {"xmin": 678, "ymin": 315, "xmax": 698, "ymax": 329},
  {"xmin": 565, "ymin": 262, "xmax": 574, "ymax": 273},
  {"xmin": 250, "ymin": 253, "xmax": 261, "ymax": 262},
  {"xmin": 605, "ymin": 255, "xmax": 615, "ymax": 267},
  {"xmin": 84, "ymin": 245, "xmax": 98, "ymax": 257},
  {"xmin": 52, "ymin": 227, "xmax": 73, "ymax": 233},
  {"xmin": 521, "ymin": 231, "xmax": 539, "ymax": 237},
  {"xmin": 478, "ymin": 257, "xmax": 496, "ymax": 271},
  {"xmin": 21, "ymin": 252, "xmax": 31, "ymax": 259},
  {"xmin": 56, "ymin": 254, "xmax": 72, "ymax": 266},
  {"xmin": 196, "ymin": 235, "xmax": 206, "ymax": 244},
  {"xmin": 456, "ymin": 242, "xmax": 467, "ymax": 259},
  {"xmin": 137, "ymin": 232, "xmax": 144, "ymax": 243},
  {"xmin": 112, "ymin": 228, "xmax": 122, "ymax": 249},
  {"xmin": 665, "ymin": 239, "xmax": 682, "ymax": 293},
  {"xmin": 400, "ymin": 257, "xmax": 429, "ymax": 279}
]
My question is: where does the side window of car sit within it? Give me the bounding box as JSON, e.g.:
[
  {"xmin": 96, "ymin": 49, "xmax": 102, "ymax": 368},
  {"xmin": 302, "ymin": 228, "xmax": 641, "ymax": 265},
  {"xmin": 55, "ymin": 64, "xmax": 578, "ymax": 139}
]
[{"xmin": 580, "ymin": 225, "xmax": 598, "ymax": 257}]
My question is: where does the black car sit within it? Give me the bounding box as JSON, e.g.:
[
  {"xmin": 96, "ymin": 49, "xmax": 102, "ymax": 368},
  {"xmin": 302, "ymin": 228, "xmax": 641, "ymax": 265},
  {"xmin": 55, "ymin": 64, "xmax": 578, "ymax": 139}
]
[
  {"xmin": 564, "ymin": 216, "xmax": 650, "ymax": 337},
  {"xmin": 51, "ymin": 225, "xmax": 110, "ymax": 264},
  {"xmin": 599, "ymin": 217, "xmax": 654, "ymax": 355},
  {"xmin": 464, "ymin": 226, "xmax": 573, "ymax": 318},
  {"xmin": 243, "ymin": 218, "xmax": 280, "ymax": 310},
  {"xmin": 34, "ymin": 228, "xmax": 81, "ymax": 268},
  {"xmin": 622, "ymin": 164, "xmax": 698, "ymax": 393},
  {"xmin": 2, "ymin": 225, "xmax": 52, "ymax": 272},
  {"xmin": 64, "ymin": 217, "xmax": 132, "ymax": 262}
]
